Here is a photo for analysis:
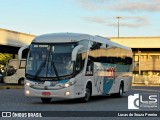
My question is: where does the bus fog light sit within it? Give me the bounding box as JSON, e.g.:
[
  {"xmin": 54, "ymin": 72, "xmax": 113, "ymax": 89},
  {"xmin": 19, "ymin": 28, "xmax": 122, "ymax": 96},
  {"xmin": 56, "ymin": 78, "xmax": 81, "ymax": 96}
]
[
  {"xmin": 65, "ymin": 91, "xmax": 70, "ymax": 96},
  {"xmin": 26, "ymin": 90, "xmax": 30, "ymax": 95}
]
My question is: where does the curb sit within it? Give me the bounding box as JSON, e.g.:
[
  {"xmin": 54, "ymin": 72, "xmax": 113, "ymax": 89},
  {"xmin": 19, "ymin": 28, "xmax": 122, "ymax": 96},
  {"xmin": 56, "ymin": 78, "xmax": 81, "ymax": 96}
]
[
  {"xmin": 0, "ymin": 85, "xmax": 24, "ymax": 90},
  {"xmin": 132, "ymin": 84, "xmax": 160, "ymax": 87}
]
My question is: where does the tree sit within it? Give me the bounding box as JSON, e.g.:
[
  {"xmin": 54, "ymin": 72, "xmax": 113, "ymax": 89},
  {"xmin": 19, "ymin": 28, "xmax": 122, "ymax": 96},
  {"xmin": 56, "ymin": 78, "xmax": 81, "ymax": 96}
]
[{"xmin": 0, "ymin": 53, "xmax": 12, "ymax": 65}]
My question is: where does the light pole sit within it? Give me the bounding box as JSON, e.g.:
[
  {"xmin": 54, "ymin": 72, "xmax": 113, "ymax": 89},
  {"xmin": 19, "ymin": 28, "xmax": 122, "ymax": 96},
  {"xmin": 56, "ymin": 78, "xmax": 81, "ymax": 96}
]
[{"xmin": 116, "ymin": 17, "xmax": 121, "ymax": 38}]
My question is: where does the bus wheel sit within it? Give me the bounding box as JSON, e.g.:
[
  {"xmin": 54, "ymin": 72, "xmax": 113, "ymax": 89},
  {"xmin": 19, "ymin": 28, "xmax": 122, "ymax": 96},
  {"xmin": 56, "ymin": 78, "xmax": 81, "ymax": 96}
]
[
  {"xmin": 18, "ymin": 78, "xmax": 24, "ymax": 85},
  {"xmin": 41, "ymin": 98, "xmax": 52, "ymax": 103},
  {"xmin": 111, "ymin": 83, "xmax": 123, "ymax": 98},
  {"xmin": 0, "ymin": 78, "xmax": 4, "ymax": 83},
  {"xmin": 82, "ymin": 85, "xmax": 91, "ymax": 102},
  {"xmin": 116, "ymin": 83, "xmax": 124, "ymax": 98}
]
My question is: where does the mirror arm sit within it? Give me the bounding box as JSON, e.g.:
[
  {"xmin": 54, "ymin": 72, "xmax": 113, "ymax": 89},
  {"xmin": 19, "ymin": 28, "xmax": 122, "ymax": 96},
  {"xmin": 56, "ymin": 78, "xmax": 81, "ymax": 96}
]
[
  {"xmin": 18, "ymin": 45, "xmax": 29, "ymax": 60},
  {"xmin": 71, "ymin": 45, "xmax": 83, "ymax": 61}
]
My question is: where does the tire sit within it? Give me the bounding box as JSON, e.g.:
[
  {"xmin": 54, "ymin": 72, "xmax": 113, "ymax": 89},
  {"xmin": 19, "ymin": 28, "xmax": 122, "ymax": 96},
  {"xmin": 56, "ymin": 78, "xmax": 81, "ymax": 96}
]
[
  {"xmin": 116, "ymin": 83, "xmax": 124, "ymax": 98},
  {"xmin": 41, "ymin": 98, "xmax": 52, "ymax": 103},
  {"xmin": 82, "ymin": 85, "xmax": 91, "ymax": 102},
  {"xmin": 0, "ymin": 78, "xmax": 3, "ymax": 83},
  {"xmin": 18, "ymin": 78, "xmax": 24, "ymax": 85},
  {"xmin": 111, "ymin": 83, "xmax": 123, "ymax": 98}
]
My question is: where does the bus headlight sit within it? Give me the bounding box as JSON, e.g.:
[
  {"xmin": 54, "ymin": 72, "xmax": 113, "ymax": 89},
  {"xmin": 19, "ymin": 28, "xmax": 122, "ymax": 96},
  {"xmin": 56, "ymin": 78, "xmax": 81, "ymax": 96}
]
[
  {"xmin": 64, "ymin": 80, "xmax": 76, "ymax": 88},
  {"xmin": 26, "ymin": 82, "xmax": 31, "ymax": 87},
  {"xmin": 64, "ymin": 83, "xmax": 70, "ymax": 87}
]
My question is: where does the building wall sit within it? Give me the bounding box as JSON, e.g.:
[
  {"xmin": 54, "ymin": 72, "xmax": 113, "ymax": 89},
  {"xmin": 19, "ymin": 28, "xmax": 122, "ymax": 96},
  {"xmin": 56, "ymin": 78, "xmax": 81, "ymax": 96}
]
[
  {"xmin": 110, "ymin": 37, "xmax": 160, "ymax": 75},
  {"xmin": 133, "ymin": 51, "xmax": 160, "ymax": 71},
  {"xmin": 0, "ymin": 28, "xmax": 35, "ymax": 47},
  {"xmin": 110, "ymin": 37, "xmax": 160, "ymax": 48}
]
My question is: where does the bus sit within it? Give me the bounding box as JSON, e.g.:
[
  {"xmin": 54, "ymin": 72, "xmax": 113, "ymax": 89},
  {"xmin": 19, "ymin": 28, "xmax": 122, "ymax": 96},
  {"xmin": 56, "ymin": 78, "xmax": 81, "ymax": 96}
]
[
  {"xmin": 18, "ymin": 33, "xmax": 133, "ymax": 103},
  {"xmin": 3, "ymin": 59, "xmax": 26, "ymax": 85}
]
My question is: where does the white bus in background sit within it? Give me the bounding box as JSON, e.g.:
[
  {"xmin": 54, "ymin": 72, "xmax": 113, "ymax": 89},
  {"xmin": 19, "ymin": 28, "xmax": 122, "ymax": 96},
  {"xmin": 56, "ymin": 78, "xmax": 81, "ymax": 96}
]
[
  {"xmin": 3, "ymin": 59, "xmax": 26, "ymax": 85},
  {"xmin": 19, "ymin": 33, "xmax": 133, "ymax": 103}
]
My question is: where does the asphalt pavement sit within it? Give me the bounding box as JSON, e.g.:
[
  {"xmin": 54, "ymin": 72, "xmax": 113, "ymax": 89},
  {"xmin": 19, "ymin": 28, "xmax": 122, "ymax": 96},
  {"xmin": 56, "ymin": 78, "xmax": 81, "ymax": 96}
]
[{"xmin": 0, "ymin": 86, "xmax": 160, "ymax": 120}]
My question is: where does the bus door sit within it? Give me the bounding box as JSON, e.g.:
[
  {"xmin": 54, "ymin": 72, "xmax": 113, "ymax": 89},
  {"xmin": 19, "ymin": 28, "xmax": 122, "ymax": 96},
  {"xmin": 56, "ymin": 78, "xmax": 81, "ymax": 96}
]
[{"xmin": 93, "ymin": 62, "xmax": 104, "ymax": 95}]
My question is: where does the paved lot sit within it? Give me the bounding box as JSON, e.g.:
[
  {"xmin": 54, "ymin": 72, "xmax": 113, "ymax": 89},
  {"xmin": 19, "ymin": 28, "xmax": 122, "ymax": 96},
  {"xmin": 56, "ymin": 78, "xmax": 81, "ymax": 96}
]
[{"xmin": 0, "ymin": 86, "xmax": 160, "ymax": 120}]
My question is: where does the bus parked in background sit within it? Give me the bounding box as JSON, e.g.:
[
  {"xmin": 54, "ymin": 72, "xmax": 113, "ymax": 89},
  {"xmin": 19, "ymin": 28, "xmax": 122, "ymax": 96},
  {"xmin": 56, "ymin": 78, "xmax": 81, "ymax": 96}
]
[
  {"xmin": 19, "ymin": 33, "xmax": 133, "ymax": 103},
  {"xmin": 3, "ymin": 59, "xmax": 26, "ymax": 85},
  {"xmin": 0, "ymin": 65, "xmax": 5, "ymax": 83}
]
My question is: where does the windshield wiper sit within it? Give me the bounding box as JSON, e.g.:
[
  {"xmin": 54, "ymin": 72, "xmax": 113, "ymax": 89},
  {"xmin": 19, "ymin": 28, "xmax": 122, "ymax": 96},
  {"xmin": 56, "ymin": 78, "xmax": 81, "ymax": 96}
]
[
  {"xmin": 34, "ymin": 60, "xmax": 46, "ymax": 79},
  {"xmin": 26, "ymin": 73, "xmax": 35, "ymax": 79},
  {"xmin": 51, "ymin": 60, "xmax": 60, "ymax": 80}
]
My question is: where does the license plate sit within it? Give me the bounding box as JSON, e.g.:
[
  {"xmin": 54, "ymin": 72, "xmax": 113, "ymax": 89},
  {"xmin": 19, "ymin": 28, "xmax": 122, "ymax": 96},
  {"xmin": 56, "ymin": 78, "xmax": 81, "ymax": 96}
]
[{"xmin": 42, "ymin": 92, "xmax": 51, "ymax": 96}]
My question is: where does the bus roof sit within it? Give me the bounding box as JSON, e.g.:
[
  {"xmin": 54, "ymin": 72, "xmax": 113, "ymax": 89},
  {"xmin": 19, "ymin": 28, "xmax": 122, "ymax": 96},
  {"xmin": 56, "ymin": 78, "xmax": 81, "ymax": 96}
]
[{"xmin": 32, "ymin": 33, "xmax": 131, "ymax": 50}]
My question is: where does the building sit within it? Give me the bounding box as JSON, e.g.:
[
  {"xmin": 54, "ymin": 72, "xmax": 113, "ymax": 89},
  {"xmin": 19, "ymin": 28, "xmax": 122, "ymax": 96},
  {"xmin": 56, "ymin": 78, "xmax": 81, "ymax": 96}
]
[
  {"xmin": 0, "ymin": 28, "xmax": 160, "ymax": 76},
  {"xmin": 0, "ymin": 28, "xmax": 35, "ymax": 59},
  {"xmin": 110, "ymin": 37, "xmax": 160, "ymax": 76},
  {"xmin": 0, "ymin": 28, "xmax": 35, "ymax": 47}
]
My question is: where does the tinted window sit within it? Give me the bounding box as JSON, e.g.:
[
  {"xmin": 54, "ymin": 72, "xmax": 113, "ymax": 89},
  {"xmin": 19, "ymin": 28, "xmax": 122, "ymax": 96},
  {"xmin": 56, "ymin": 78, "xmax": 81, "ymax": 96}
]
[{"xmin": 88, "ymin": 41, "xmax": 132, "ymax": 65}]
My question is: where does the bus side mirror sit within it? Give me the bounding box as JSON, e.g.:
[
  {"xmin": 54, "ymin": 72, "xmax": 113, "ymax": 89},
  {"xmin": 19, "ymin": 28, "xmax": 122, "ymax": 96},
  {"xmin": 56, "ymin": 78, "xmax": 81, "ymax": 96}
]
[
  {"xmin": 71, "ymin": 45, "xmax": 84, "ymax": 61},
  {"xmin": 18, "ymin": 45, "xmax": 29, "ymax": 60}
]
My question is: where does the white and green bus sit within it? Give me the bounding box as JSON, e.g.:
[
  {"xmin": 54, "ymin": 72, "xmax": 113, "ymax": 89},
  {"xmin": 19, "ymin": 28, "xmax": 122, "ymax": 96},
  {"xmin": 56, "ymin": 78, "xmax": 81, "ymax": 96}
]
[{"xmin": 18, "ymin": 33, "xmax": 133, "ymax": 103}]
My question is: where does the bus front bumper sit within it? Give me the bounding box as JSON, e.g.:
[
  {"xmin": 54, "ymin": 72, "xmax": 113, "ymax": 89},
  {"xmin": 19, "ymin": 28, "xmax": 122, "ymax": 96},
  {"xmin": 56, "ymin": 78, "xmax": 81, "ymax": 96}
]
[{"xmin": 25, "ymin": 85, "xmax": 77, "ymax": 99}]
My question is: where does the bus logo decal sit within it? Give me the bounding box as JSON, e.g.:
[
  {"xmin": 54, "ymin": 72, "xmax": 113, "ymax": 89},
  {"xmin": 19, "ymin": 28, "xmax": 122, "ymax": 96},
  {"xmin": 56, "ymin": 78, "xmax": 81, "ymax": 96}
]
[{"xmin": 106, "ymin": 65, "xmax": 116, "ymax": 79}]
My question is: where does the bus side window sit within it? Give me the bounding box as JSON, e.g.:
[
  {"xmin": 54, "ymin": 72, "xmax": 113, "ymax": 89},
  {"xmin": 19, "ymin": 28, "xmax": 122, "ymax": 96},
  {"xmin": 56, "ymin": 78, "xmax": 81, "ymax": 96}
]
[
  {"xmin": 75, "ymin": 47, "xmax": 87, "ymax": 74},
  {"xmin": 19, "ymin": 60, "xmax": 26, "ymax": 69},
  {"xmin": 85, "ymin": 56, "xmax": 94, "ymax": 76},
  {"xmin": 75, "ymin": 53, "xmax": 83, "ymax": 73},
  {"xmin": 124, "ymin": 57, "xmax": 132, "ymax": 65}
]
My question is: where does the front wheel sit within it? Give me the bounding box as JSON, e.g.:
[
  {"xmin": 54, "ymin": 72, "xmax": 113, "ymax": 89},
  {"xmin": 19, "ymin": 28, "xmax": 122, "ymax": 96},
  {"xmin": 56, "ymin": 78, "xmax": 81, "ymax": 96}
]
[
  {"xmin": 41, "ymin": 98, "xmax": 52, "ymax": 103},
  {"xmin": 81, "ymin": 85, "xmax": 91, "ymax": 102}
]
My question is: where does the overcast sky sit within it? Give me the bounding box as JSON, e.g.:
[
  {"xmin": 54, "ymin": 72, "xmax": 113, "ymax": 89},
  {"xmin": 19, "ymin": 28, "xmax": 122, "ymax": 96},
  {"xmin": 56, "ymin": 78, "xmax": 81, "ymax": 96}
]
[{"xmin": 0, "ymin": 0, "xmax": 160, "ymax": 37}]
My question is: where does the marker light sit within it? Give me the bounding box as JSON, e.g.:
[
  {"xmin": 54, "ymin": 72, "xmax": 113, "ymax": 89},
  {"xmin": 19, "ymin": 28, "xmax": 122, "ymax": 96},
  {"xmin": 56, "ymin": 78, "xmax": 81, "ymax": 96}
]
[{"xmin": 26, "ymin": 90, "xmax": 30, "ymax": 95}]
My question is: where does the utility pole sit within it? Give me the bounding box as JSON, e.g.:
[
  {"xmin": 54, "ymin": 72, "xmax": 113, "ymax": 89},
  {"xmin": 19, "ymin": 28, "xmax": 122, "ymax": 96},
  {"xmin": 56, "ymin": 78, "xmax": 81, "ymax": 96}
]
[
  {"xmin": 138, "ymin": 50, "xmax": 141, "ymax": 75},
  {"xmin": 116, "ymin": 17, "xmax": 121, "ymax": 38}
]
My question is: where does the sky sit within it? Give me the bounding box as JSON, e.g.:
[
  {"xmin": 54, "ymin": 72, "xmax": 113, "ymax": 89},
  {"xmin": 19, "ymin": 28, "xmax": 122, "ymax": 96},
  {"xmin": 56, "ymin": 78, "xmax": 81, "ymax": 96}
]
[{"xmin": 0, "ymin": 0, "xmax": 160, "ymax": 37}]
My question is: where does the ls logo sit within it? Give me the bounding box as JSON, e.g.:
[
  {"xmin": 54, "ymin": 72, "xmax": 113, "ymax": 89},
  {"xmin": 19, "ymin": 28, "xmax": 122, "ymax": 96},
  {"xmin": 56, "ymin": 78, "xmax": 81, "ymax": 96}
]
[{"xmin": 128, "ymin": 94, "xmax": 159, "ymax": 110}]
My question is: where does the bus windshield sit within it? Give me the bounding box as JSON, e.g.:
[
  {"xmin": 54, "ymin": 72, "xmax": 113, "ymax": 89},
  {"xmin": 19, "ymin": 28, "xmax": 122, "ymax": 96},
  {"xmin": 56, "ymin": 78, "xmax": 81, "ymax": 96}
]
[{"xmin": 26, "ymin": 43, "xmax": 77, "ymax": 80}]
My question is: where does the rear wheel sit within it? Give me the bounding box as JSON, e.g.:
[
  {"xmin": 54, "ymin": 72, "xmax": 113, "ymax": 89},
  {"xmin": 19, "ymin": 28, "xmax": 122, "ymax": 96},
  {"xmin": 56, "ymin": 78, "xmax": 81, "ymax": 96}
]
[
  {"xmin": 116, "ymin": 83, "xmax": 124, "ymax": 98},
  {"xmin": 41, "ymin": 98, "xmax": 52, "ymax": 103},
  {"xmin": 82, "ymin": 85, "xmax": 91, "ymax": 102},
  {"xmin": 111, "ymin": 83, "xmax": 123, "ymax": 98}
]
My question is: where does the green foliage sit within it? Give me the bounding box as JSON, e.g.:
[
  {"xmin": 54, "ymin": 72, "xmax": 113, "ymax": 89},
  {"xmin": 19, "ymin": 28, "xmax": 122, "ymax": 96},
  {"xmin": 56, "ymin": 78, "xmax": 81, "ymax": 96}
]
[
  {"xmin": 142, "ymin": 71, "xmax": 149, "ymax": 76},
  {"xmin": 0, "ymin": 53, "xmax": 12, "ymax": 65}
]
